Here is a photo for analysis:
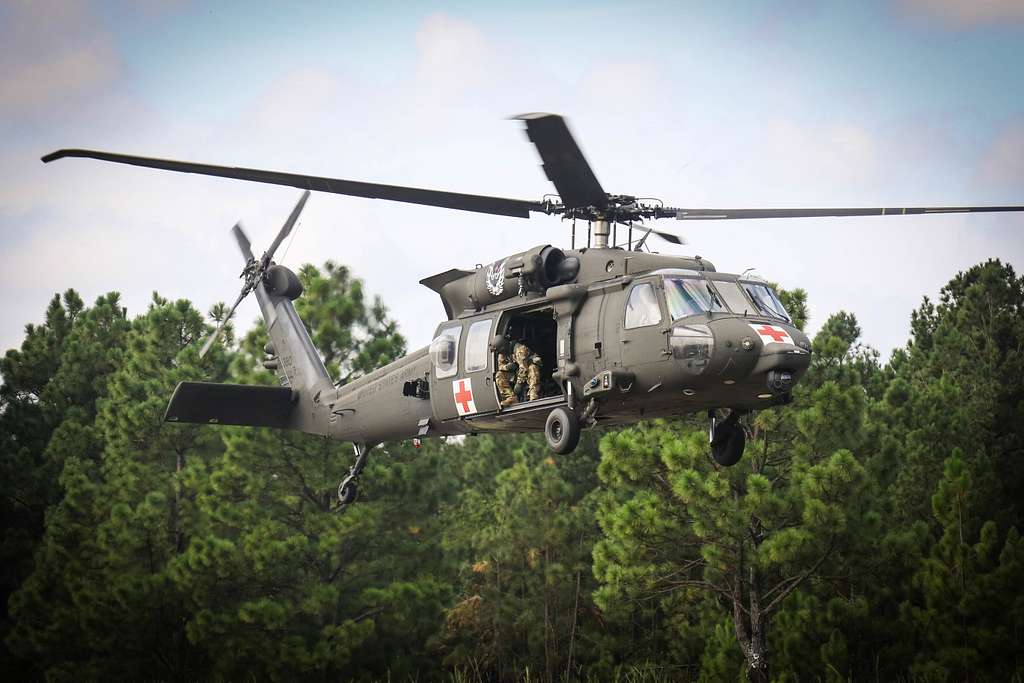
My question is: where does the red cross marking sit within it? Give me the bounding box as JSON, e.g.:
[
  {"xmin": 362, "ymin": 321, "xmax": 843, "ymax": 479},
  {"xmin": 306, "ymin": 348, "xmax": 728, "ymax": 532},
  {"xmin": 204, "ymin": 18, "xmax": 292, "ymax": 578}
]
[
  {"xmin": 755, "ymin": 325, "xmax": 789, "ymax": 343},
  {"xmin": 454, "ymin": 379, "xmax": 474, "ymax": 414}
]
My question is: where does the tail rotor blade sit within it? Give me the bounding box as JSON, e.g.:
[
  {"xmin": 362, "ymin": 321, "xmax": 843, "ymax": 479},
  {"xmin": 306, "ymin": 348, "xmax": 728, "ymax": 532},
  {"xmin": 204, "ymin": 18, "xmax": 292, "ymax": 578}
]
[
  {"xmin": 199, "ymin": 289, "xmax": 248, "ymax": 359},
  {"xmin": 232, "ymin": 222, "xmax": 254, "ymax": 262},
  {"xmin": 651, "ymin": 229, "xmax": 685, "ymax": 245},
  {"xmin": 265, "ymin": 190, "xmax": 310, "ymax": 262}
]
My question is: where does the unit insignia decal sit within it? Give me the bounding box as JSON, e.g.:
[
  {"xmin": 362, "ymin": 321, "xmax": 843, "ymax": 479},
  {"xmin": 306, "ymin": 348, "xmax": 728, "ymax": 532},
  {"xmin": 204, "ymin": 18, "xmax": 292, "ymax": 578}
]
[{"xmin": 485, "ymin": 258, "xmax": 508, "ymax": 296}]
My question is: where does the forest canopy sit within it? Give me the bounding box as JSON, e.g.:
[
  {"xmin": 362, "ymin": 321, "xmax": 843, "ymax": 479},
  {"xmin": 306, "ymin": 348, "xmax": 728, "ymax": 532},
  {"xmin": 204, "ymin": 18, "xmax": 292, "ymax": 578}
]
[{"xmin": 1, "ymin": 259, "xmax": 1022, "ymax": 681}]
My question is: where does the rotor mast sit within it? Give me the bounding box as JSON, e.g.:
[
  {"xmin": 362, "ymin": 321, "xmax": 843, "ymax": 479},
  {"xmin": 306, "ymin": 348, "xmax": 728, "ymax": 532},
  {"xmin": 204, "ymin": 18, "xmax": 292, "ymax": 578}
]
[{"xmin": 592, "ymin": 218, "xmax": 611, "ymax": 248}]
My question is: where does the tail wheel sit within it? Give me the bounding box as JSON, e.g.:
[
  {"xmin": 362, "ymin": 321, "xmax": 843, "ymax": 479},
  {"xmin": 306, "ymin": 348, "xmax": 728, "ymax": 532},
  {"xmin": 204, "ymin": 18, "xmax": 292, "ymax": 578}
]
[
  {"xmin": 711, "ymin": 420, "xmax": 745, "ymax": 467},
  {"xmin": 545, "ymin": 406, "xmax": 580, "ymax": 454},
  {"xmin": 337, "ymin": 475, "xmax": 358, "ymax": 505}
]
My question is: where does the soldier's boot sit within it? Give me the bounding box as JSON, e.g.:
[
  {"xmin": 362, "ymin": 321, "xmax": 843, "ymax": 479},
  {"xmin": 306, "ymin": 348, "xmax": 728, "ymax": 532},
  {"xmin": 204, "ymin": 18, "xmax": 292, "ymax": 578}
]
[{"xmin": 497, "ymin": 382, "xmax": 518, "ymax": 406}]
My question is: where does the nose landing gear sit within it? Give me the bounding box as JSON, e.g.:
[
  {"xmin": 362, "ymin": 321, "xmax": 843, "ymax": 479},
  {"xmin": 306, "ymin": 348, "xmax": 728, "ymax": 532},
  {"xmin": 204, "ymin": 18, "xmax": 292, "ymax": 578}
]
[{"xmin": 709, "ymin": 409, "xmax": 747, "ymax": 467}]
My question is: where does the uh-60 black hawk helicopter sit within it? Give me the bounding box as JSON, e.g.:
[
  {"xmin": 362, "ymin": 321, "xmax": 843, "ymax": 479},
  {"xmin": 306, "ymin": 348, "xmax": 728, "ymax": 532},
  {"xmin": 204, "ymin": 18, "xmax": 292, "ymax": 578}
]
[{"xmin": 44, "ymin": 113, "xmax": 1024, "ymax": 506}]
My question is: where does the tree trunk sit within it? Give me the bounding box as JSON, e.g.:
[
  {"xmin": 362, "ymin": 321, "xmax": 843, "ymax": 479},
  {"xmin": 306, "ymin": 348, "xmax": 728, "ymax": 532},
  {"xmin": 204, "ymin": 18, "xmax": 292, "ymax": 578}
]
[
  {"xmin": 731, "ymin": 546, "xmax": 771, "ymax": 683},
  {"xmin": 745, "ymin": 632, "xmax": 770, "ymax": 683}
]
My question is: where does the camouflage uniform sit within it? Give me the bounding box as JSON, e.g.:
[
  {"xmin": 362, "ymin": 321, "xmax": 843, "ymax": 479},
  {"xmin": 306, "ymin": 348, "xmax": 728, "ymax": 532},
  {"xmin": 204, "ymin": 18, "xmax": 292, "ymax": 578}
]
[
  {"xmin": 526, "ymin": 354, "xmax": 543, "ymax": 401},
  {"xmin": 512, "ymin": 342, "xmax": 531, "ymax": 399},
  {"xmin": 495, "ymin": 352, "xmax": 517, "ymax": 407}
]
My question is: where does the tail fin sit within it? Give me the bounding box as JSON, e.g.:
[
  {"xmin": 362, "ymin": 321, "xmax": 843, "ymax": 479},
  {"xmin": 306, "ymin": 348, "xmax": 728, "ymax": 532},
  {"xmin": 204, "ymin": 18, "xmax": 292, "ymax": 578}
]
[
  {"xmin": 166, "ymin": 194, "xmax": 334, "ymax": 436},
  {"xmin": 253, "ymin": 264, "xmax": 333, "ymax": 398},
  {"xmin": 228, "ymin": 196, "xmax": 332, "ymax": 399}
]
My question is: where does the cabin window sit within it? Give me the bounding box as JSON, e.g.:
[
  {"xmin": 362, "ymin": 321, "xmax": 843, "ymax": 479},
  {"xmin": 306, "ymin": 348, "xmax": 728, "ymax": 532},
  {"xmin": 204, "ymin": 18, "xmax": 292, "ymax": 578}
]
[
  {"xmin": 465, "ymin": 319, "xmax": 492, "ymax": 373},
  {"xmin": 430, "ymin": 325, "xmax": 462, "ymax": 379},
  {"xmin": 624, "ymin": 283, "xmax": 662, "ymax": 329},
  {"xmin": 711, "ymin": 280, "xmax": 753, "ymax": 315}
]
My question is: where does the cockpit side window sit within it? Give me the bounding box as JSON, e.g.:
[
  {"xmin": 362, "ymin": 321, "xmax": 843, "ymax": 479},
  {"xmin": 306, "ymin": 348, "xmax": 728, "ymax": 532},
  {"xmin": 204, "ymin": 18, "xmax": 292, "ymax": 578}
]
[
  {"xmin": 741, "ymin": 282, "xmax": 791, "ymax": 322},
  {"xmin": 664, "ymin": 277, "xmax": 726, "ymax": 319},
  {"xmin": 430, "ymin": 325, "xmax": 462, "ymax": 379},
  {"xmin": 624, "ymin": 283, "xmax": 662, "ymax": 329}
]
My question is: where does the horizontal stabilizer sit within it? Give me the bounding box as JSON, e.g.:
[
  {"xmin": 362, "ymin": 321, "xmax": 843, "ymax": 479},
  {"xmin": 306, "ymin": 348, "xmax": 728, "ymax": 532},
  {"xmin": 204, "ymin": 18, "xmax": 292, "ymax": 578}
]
[{"xmin": 164, "ymin": 381, "xmax": 297, "ymax": 428}]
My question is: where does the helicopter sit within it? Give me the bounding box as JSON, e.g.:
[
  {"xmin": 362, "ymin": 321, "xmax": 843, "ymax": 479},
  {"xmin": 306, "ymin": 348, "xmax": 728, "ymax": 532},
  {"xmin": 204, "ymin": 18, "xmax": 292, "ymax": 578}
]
[{"xmin": 42, "ymin": 113, "xmax": 1024, "ymax": 506}]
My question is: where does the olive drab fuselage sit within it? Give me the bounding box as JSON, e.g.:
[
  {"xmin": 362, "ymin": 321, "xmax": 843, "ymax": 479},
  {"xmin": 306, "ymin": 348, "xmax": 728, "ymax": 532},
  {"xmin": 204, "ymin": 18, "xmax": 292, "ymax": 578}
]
[{"xmin": 292, "ymin": 245, "xmax": 811, "ymax": 446}]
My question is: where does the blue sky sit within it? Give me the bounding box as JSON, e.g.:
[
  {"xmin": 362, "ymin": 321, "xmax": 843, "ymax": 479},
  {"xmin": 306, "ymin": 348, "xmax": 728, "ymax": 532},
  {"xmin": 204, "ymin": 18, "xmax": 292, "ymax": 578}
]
[{"xmin": 1, "ymin": 0, "xmax": 1022, "ymax": 359}]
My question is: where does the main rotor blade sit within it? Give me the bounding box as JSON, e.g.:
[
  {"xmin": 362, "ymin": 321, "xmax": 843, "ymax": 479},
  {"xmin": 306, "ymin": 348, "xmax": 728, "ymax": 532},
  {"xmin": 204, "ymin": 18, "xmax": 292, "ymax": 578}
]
[
  {"xmin": 199, "ymin": 289, "xmax": 248, "ymax": 359},
  {"xmin": 231, "ymin": 222, "xmax": 254, "ymax": 262},
  {"xmin": 515, "ymin": 113, "xmax": 606, "ymax": 209},
  {"xmin": 672, "ymin": 206, "xmax": 1024, "ymax": 220},
  {"xmin": 42, "ymin": 149, "xmax": 546, "ymax": 219},
  {"xmin": 265, "ymin": 190, "xmax": 310, "ymax": 262}
]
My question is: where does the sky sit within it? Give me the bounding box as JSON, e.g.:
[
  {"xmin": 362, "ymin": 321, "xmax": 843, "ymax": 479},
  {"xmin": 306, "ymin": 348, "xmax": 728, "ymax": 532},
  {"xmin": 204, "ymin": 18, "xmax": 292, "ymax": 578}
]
[{"xmin": 1, "ymin": 0, "xmax": 1023, "ymax": 362}]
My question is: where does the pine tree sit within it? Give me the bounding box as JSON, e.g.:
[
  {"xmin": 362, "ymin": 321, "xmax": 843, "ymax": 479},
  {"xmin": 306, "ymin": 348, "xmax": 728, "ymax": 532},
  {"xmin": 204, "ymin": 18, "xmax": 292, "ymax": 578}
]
[
  {"xmin": 900, "ymin": 450, "xmax": 1024, "ymax": 680},
  {"xmin": 1, "ymin": 291, "xmax": 131, "ymax": 676},
  {"xmin": 7, "ymin": 294, "xmax": 225, "ymax": 679},
  {"xmin": 439, "ymin": 432, "xmax": 603, "ymax": 682},
  {"xmin": 593, "ymin": 309, "xmax": 875, "ymax": 682},
  {"xmin": 168, "ymin": 263, "xmax": 449, "ymax": 680},
  {"xmin": 889, "ymin": 260, "xmax": 1024, "ymax": 530}
]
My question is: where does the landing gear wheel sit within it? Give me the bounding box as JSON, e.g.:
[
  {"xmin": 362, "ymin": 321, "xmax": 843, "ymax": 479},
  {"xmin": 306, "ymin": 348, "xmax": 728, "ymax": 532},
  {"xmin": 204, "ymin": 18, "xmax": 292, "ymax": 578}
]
[
  {"xmin": 711, "ymin": 420, "xmax": 745, "ymax": 467},
  {"xmin": 545, "ymin": 406, "xmax": 581, "ymax": 454},
  {"xmin": 337, "ymin": 475, "xmax": 358, "ymax": 506},
  {"xmin": 335, "ymin": 442, "xmax": 372, "ymax": 511}
]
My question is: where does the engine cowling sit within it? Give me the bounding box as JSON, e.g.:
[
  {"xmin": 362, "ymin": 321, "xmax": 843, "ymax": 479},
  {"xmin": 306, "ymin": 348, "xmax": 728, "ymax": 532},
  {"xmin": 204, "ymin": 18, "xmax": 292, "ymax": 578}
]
[{"xmin": 468, "ymin": 245, "xmax": 580, "ymax": 308}]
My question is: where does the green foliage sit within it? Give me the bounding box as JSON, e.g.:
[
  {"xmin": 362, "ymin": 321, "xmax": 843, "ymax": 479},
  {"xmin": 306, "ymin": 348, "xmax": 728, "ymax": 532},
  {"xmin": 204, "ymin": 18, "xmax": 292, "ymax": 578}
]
[
  {"xmin": 438, "ymin": 432, "xmax": 604, "ymax": 681},
  {"xmin": 899, "ymin": 451, "xmax": 1024, "ymax": 680},
  {"xmin": 0, "ymin": 290, "xmax": 130, "ymax": 676},
  {"xmin": 2, "ymin": 259, "xmax": 1022, "ymax": 681},
  {"xmin": 295, "ymin": 261, "xmax": 406, "ymax": 384}
]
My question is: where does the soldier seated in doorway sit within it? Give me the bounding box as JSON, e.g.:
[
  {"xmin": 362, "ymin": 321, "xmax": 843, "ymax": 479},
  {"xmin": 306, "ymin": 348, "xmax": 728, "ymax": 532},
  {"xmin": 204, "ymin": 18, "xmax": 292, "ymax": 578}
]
[
  {"xmin": 512, "ymin": 341, "xmax": 532, "ymax": 401},
  {"xmin": 495, "ymin": 351, "xmax": 518, "ymax": 407},
  {"xmin": 526, "ymin": 354, "xmax": 544, "ymax": 401}
]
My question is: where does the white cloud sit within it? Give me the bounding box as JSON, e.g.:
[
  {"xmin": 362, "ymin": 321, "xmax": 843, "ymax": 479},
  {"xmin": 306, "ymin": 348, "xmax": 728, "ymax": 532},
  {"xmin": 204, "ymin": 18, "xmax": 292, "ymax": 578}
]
[
  {"xmin": 0, "ymin": 1, "xmax": 120, "ymax": 117},
  {"xmin": 900, "ymin": 0, "xmax": 1024, "ymax": 27},
  {"xmin": 976, "ymin": 119, "xmax": 1024, "ymax": 189},
  {"xmin": 250, "ymin": 68, "xmax": 343, "ymax": 133},
  {"xmin": 414, "ymin": 13, "xmax": 489, "ymax": 98}
]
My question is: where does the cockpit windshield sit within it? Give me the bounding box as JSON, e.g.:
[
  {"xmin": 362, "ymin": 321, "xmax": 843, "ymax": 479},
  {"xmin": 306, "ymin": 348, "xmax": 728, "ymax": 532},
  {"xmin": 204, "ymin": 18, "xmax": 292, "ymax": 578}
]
[
  {"xmin": 664, "ymin": 277, "xmax": 727, "ymax": 319},
  {"xmin": 740, "ymin": 282, "xmax": 791, "ymax": 322}
]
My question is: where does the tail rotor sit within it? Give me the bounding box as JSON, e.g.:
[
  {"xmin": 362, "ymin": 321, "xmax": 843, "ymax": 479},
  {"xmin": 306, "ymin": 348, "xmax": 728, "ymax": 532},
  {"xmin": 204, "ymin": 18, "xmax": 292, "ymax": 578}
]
[{"xmin": 199, "ymin": 190, "xmax": 311, "ymax": 358}]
